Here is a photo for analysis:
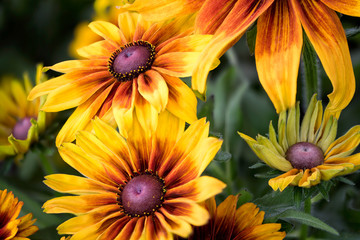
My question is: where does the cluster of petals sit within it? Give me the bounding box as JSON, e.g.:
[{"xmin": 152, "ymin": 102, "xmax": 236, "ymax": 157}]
[
  {"xmin": 43, "ymin": 111, "xmax": 226, "ymax": 239},
  {"xmin": 240, "ymin": 95, "xmax": 360, "ymax": 191},
  {"xmin": 0, "ymin": 189, "xmax": 38, "ymax": 239}
]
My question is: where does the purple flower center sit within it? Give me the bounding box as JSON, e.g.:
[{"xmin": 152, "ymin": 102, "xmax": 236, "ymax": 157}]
[
  {"xmin": 108, "ymin": 40, "xmax": 155, "ymax": 82},
  {"xmin": 118, "ymin": 173, "xmax": 165, "ymax": 217},
  {"xmin": 286, "ymin": 142, "xmax": 324, "ymax": 169},
  {"xmin": 12, "ymin": 117, "xmax": 34, "ymax": 140}
]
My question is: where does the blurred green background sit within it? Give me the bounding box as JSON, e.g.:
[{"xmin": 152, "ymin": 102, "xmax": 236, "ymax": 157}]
[{"xmin": 0, "ymin": 0, "xmax": 359, "ymax": 239}]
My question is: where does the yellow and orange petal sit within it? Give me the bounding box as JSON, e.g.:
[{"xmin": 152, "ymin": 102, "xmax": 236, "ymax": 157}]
[
  {"xmin": 177, "ymin": 195, "xmax": 285, "ymax": 240},
  {"xmin": 0, "ymin": 64, "xmax": 55, "ymax": 161},
  {"xmin": 240, "ymin": 95, "xmax": 360, "ymax": 191},
  {"xmin": 192, "ymin": 0, "xmax": 356, "ymax": 114},
  {"xmin": 43, "ymin": 111, "xmax": 226, "ymax": 239},
  {"xmin": 0, "ymin": 189, "xmax": 39, "ymax": 239},
  {"xmin": 29, "ymin": 12, "xmax": 214, "ymax": 146}
]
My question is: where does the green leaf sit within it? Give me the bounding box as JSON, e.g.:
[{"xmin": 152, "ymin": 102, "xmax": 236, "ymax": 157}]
[
  {"xmin": 214, "ymin": 150, "xmax": 232, "ymax": 162},
  {"xmin": 293, "ymin": 187, "xmax": 303, "ymax": 209},
  {"xmin": 246, "ymin": 23, "xmax": 257, "ymax": 56},
  {"xmin": 277, "ymin": 209, "xmax": 339, "ymax": 236},
  {"xmin": 249, "ymin": 162, "xmax": 266, "ymax": 169},
  {"xmin": 346, "ymin": 27, "xmax": 360, "ymax": 38},
  {"xmin": 237, "ymin": 188, "xmax": 253, "ymax": 206},
  {"xmin": 301, "ymin": 33, "xmax": 319, "ymax": 105},
  {"xmin": 338, "ymin": 177, "xmax": 355, "ymax": 186}
]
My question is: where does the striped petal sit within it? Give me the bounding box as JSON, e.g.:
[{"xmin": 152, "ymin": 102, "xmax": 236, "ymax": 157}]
[
  {"xmin": 138, "ymin": 70, "xmax": 169, "ymax": 113},
  {"xmin": 291, "ymin": 0, "xmax": 355, "ymax": 116},
  {"xmin": 321, "ymin": 0, "xmax": 360, "ymax": 17},
  {"xmin": 164, "ymin": 75, "xmax": 197, "ymax": 124},
  {"xmin": 144, "ymin": 216, "xmax": 172, "ymax": 240},
  {"xmin": 192, "ymin": 0, "xmax": 274, "ymax": 97},
  {"xmin": 255, "ymin": 0, "xmax": 302, "ymax": 112}
]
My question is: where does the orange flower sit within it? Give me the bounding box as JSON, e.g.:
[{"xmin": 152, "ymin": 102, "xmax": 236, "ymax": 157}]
[
  {"xmin": 177, "ymin": 195, "xmax": 285, "ymax": 240},
  {"xmin": 43, "ymin": 111, "xmax": 225, "ymax": 239},
  {"xmin": 193, "ymin": 0, "xmax": 358, "ymax": 115},
  {"xmin": 0, "ymin": 189, "xmax": 38, "ymax": 239},
  {"xmin": 29, "ymin": 12, "xmax": 215, "ymax": 146}
]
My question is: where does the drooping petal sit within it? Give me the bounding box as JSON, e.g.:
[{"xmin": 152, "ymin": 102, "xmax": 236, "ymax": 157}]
[
  {"xmin": 255, "ymin": 0, "xmax": 302, "ymax": 112},
  {"xmin": 268, "ymin": 169, "xmax": 302, "ymax": 191},
  {"xmin": 321, "ymin": 0, "xmax": 360, "ymax": 17},
  {"xmin": 137, "ymin": 70, "xmax": 169, "ymax": 113},
  {"xmin": 192, "ymin": 0, "xmax": 274, "ymax": 98},
  {"xmin": 164, "ymin": 75, "xmax": 197, "ymax": 124},
  {"xmin": 298, "ymin": 168, "xmax": 321, "ymax": 187},
  {"xmin": 291, "ymin": 0, "xmax": 355, "ymax": 116}
]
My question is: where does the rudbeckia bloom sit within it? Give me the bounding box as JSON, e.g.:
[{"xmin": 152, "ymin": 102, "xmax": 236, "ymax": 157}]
[
  {"xmin": 43, "ymin": 111, "xmax": 226, "ymax": 239},
  {"xmin": 192, "ymin": 0, "xmax": 357, "ymax": 116},
  {"xmin": 177, "ymin": 195, "xmax": 285, "ymax": 240},
  {"xmin": 0, "ymin": 65, "xmax": 54, "ymax": 161},
  {"xmin": 239, "ymin": 95, "xmax": 360, "ymax": 191},
  {"xmin": 29, "ymin": 12, "xmax": 215, "ymax": 146},
  {"xmin": 0, "ymin": 189, "xmax": 39, "ymax": 239}
]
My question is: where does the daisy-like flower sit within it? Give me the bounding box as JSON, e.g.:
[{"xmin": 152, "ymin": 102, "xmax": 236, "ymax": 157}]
[
  {"xmin": 43, "ymin": 111, "xmax": 226, "ymax": 239},
  {"xmin": 29, "ymin": 12, "xmax": 216, "ymax": 146},
  {"xmin": 177, "ymin": 195, "xmax": 285, "ymax": 240},
  {"xmin": 0, "ymin": 65, "xmax": 54, "ymax": 161},
  {"xmin": 0, "ymin": 189, "xmax": 39, "ymax": 239},
  {"xmin": 239, "ymin": 95, "xmax": 360, "ymax": 191},
  {"xmin": 191, "ymin": 0, "xmax": 357, "ymax": 116}
]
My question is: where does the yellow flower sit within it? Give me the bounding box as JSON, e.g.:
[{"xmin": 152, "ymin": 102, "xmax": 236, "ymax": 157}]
[
  {"xmin": 116, "ymin": 0, "xmax": 204, "ymax": 21},
  {"xmin": 0, "ymin": 189, "xmax": 39, "ymax": 239},
  {"xmin": 29, "ymin": 12, "xmax": 216, "ymax": 146},
  {"xmin": 0, "ymin": 64, "xmax": 54, "ymax": 161},
  {"xmin": 239, "ymin": 95, "xmax": 360, "ymax": 191},
  {"xmin": 177, "ymin": 195, "xmax": 285, "ymax": 240},
  {"xmin": 43, "ymin": 111, "xmax": 225, "ymax": 239},
  {"xmin": 192, "ymin": 0, "xmax": 358, "ymax": 115}
]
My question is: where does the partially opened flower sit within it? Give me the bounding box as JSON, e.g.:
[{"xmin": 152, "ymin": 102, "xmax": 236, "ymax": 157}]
[
  {"xmin": 0, "ymin": 65, "xmax": 54, "ymax": 161},
  {"xmin": 192, "ymin": 0, "xmax": 357, "ymax": 116},
  {"xmin": 0, "ymin": 189, "xmax": 39, "ymax": 239},
  {"xmin": 43, "ymin": 111, "xmax": 225, "ymax": 239},
  {"xmin": 29, "ymin": 12, "xmax": 216, "ymax": 146},
  {"xmin": 177, "ymin": 195, "xmax": 285, "ymax": 240},
  {"xmin": 239, "ymin": 95, "xmax": 360, "ymax": 191}
]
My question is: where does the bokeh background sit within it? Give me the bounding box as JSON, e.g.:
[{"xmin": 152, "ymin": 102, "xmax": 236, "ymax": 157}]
[{"xmin": 0, "ymin": 0, "xmax": 360, "ymax": 239}]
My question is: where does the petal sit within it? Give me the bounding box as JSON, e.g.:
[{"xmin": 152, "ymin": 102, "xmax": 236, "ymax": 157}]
[
  {"xmin": 255, "ymin": 0, "xmax": 302, "ymax": 112},
  {"xmin": 234, "ymin": 203, "xmax": 264, "ymax": 234},
  {"xmin": 41, "ymin": 72, "xmax": 112, "ymax": 112},
  {"xmin": 317, "ymin": 164, "xmax": 347, "ymax": 180},
  {"xmin": 162, "ymin": 198, "xmax": 209, "ymax": 226},
  {"xmin": 99, "ymin": 218, "xmax": 136, "ymax": 240},
  {"xmin": 164, "ymin": 75, "xmax": 197, "ymax": 123},
  {"xmin": 321, "ymin": 0, "xmax": 360, "ymax": 17},
  {"xmin": 156, "ymin": 209, "xmax": 193, "ymax": 238},
  {"xmin": 268, "ymin": 169, "xmax": 302, "ymax": 191},
  {"xmin": 213, "ymin": 195, "xmax": 237, "ymax": 238},
  {"xmin": 165, "ymin": 176, "xmax": 226, "ymax": 202},
  {"xmin": 118, "ymin": 12, "xmax": 139, "ymax": 43},
  {"xmin": 134, "ymin": 93, "xmax": 159, "ymax": 136},
  {"xmin": 43, "ymin": 194, "xmax": 117, "ymax": 214},
  {"xmin": 298, "ymin": 168, "xmax": 321, "ymax": 187},
  {"xmin": 192, "ymin": 0, "xmax": 274, "ymax": 97},
  {"xmin": 144, "ymin": 216, "xmax": 172, "ymax": 240},
  {"xmin": 138, "ymin": 70, "xmax": 169, "ymax": 113},
  {"xmin": 291, "ymin": 0, "xmax": 355, "ymax": 115},
  {"xmin": 89, "ymin": 21, "xmax": 122, "ymax": 48},
  {"xmin": 46, "ymin": 59, "xmax": 107, "ymax": 73},
  {"xmin": 44, "ymin": 174, "xmax": 118, "ymax": 195},
  {"xmin": 55, "ymin": 83, "xmax": 114, "ymax": 146},
  {"xmin": 157, "ymin": 34, "xmax": 213, "ymax": 55},
  {"xmin": 77, "ymin": 40, "xmax": 116, "ymax": 59},
  {"xmin": 325, "ymin": 125, "xmax": 360, "ymax": 159},
  {"xmin": 153, "ymin": 52, "xmax": 203, "ymax": 78}
]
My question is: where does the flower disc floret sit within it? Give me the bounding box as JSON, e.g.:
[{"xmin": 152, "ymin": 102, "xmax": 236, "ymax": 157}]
[
  {"xmin": 117, "ymin": 171, "xmax": 166, "ymax": 217},
  {"xmin": 108, "ymin": 40, "xmax": 155, "ymax": 82}
]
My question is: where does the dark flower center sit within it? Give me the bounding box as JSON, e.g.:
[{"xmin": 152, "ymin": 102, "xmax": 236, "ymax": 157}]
[
  {"xmin": 286, "ymin": 142, "xmax": 324, "ymax": 169},
  {"xmin": 108, "ymin": 40, "xmax": 155, "ymax": 82},
  {"xmin": 12, "ymin": 117, "xmax": 34, "ymax": 140},
  {"xmin": 117, "ymin": 172, "xmax": 166, "ymax": 217}
]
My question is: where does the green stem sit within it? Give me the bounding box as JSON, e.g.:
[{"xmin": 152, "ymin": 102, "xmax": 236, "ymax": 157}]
[
  {"xmin": 300, "ymin": 197, "xmax": 312, "ymax": 240},
  {"xmin": 35, "ymin": 148, "xmax": 56, "ymax": 175}
]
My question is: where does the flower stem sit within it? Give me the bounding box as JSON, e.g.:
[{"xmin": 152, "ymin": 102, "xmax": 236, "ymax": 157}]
[{"xmin": 300, "ymin": 197, "xmax": 312, "ymax": 240}]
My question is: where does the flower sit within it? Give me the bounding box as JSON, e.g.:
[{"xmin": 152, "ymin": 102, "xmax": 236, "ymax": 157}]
[
  {"xmin": 28, "ymin": 12, "xmax": 216, "ymax": 146},
  {"xmin": 239, "ymin": 95, "xmax": 360, "ymax": 191},
  {"xmin": 117, "ymin": 0, "xmax": 205, "ymax": 21},
  {"xmin": 0, "ymin": 189, "xmax": 39, "ymax": 239},
  {"xmin": 43, "ymin": 111, "xmax": 225, "ymax": 239},
  {"xmin": 0, "ymin": 64, "xmax": 54, "ymax": 161},
  {"xmin": 177, "ymin": 195, "xmax": 285, "ymax": 240},
  {"xmin": 192, "ymin": 0, "xmax": 358, "ymax": 116}
]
